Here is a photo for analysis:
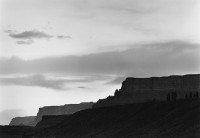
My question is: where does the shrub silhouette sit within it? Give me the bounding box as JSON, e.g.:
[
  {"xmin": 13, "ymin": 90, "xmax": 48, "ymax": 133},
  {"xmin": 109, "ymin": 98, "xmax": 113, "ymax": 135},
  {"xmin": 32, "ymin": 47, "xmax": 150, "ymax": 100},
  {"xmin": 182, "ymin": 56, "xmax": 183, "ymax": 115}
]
[
  {"xmin": 171, "ymin": 92, "xmax": 177, "ymax": 101},
  {"xmin": 193, "ymin": 92, "xmax": 199, "ymax": 99},
  {"xmin": 167, "ymin": 93, "xmax": 170, "ymax": 101},
  {"xmin": 185, "ymin": 94, "xmax": 188, "ymax": 99},
  {"xmin": 189, "ymin": 92, "xmax": 193, "ymax": 99}
]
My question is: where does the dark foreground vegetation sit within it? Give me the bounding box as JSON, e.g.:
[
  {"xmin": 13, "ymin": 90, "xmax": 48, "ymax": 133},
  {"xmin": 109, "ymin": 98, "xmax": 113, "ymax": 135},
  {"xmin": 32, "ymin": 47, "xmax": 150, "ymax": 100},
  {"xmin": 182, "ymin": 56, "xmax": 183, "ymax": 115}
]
[{"xmin": 1, "ymin": 99, "xmax": 200, "ymax": 138}]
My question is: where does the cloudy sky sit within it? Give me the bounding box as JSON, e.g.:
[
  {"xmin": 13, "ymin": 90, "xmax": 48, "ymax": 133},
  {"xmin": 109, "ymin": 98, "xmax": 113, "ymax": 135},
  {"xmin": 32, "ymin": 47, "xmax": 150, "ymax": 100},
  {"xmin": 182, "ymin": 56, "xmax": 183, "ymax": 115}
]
[{"xmin": 0, "ymin": 0, "xmax": 200, "ymax": 125}]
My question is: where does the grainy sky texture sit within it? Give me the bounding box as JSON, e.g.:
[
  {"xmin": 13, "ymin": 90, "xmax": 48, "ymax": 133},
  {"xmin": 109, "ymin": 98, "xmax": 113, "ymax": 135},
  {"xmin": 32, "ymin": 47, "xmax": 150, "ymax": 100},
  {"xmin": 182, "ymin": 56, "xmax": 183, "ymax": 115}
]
[{"xmin": 0, "ymin": 0, "xmax": 200, "ymax": 125}]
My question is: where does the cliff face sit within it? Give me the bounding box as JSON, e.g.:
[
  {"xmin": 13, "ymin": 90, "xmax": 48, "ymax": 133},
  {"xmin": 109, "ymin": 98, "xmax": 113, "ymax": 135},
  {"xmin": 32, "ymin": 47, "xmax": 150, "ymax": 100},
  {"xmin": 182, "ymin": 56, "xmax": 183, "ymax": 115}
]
[
  {"xmin": 9, "ymin": 102, "xmax": 94, "ymax": 126},
  {"xmin": 121, "ymin": 74, "xmax": 200, "ymax": 92},
  {"xmin": 2, "ymin": 100, "xmax": 200, "ymax": 138},
  {"xmin": 93, "ymin": 74, "xmax": 200, "ymax": 108},
  {"xmin": 35, "ymin": 115, "xmax": 71, "ymax": 128},
  {"xmin": 35, "ymin": 102, "xmax": 94, "ymax": 123},
  {"xmin": 9, "ymin": 116, "xmax": 36, "ymax": 126},
  {"xmin": 32, "ymin": 100, "xmax": 200, "ymax": 138}
]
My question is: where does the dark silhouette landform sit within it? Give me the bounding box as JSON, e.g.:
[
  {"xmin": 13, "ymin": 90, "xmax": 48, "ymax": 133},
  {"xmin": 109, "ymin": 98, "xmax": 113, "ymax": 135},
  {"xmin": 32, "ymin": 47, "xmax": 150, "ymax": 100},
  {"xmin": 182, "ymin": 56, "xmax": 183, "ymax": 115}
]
[
  {"xmin": 9, "ymin": 102, "xmax": 94, "ymax": 126},
  {"xmin": 9, "ymin": 116, "xmax": 36, "ymax": 126},
  {"xmin": 35, "ymin": 102, "xmax": 94, "ymax": 124},
  {"xmin": 0, "ymin": 74, "xmax": 199, "ymax": 138},
  {"xmin": 94, "ymin": 74, "xmax": 200, "ymax": 108}
]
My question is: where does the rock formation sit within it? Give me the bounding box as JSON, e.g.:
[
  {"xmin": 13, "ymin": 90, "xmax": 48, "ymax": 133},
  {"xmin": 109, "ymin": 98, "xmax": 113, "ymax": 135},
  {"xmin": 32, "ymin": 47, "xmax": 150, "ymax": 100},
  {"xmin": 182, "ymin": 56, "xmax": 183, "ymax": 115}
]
[
  {"xmin": 93, "ymin": 74, "xmax": 200, "ymax": 108},
  {"xmin": 2, "ymin": 99, "xmax": 200, "ymax": 138},
  {"xmin": 35, "ymin": 102, "xmax": 94, "ymax": 123},
  {"xmin": 9, "ymin": 102, "xmax": 94, "ymax": 126},
  {"xmin": 9, "ymin": 116, "xmax": 36, "ymax": 126}
]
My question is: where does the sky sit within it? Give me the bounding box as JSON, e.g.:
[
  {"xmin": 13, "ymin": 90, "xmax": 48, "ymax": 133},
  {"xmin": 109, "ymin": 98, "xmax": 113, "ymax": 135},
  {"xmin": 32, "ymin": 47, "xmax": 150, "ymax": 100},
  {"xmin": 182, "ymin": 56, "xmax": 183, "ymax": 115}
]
[{"xmin": 0, "ymin": 0, "xmax": 200, "ymax": 125}]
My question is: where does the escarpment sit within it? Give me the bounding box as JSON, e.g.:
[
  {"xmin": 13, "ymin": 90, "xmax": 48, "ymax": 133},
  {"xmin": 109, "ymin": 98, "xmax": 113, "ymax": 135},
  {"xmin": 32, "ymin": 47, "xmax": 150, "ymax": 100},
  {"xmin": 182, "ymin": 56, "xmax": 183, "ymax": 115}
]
[
  {"xmin": 9, "ymin": 102, "xmax": 94, "ymax": 126},
  {"xmin": 9, "ymin": 116, "xmax": 36, "ymax": 126},
  {"xmin": 35, "ymin": 102, "xmax": 94, "ymax": 123},
  {"xmin": 93, "ymin": 74, "xmax": 200, "ymax": 108},
  {"xmin": 2, "ymin": 74, "xmax": 200, "ymax": 138}
]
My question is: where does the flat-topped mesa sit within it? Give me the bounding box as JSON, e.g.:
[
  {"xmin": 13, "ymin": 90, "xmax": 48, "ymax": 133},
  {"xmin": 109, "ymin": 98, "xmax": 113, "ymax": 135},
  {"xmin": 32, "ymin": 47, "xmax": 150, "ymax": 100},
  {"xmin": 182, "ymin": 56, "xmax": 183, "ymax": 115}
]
[
  {"xmin": 35, "ymin": 102, "xmax": 94, "ymax": 123},
  {"xmin": 93, "ymin": 74, "xmax": 200, "ymax": 108},
  {"xmin": 121, "ymin": 74, "xmax": 200, "ymax": 92},
  {"xmin": 9, "ymin": 116, "xmax": 36, "ymax": 126},
  {"xmin": 9, "ymin": 102, "xmax": 94, "ymax": 126}
]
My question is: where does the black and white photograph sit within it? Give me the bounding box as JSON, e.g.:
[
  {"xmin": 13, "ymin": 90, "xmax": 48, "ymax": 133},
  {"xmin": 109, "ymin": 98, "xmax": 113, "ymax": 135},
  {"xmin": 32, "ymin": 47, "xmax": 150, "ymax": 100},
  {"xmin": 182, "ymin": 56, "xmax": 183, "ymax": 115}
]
[{"xmin": 0, "ymin": 0, "xmax": 200, "ymax": 137}]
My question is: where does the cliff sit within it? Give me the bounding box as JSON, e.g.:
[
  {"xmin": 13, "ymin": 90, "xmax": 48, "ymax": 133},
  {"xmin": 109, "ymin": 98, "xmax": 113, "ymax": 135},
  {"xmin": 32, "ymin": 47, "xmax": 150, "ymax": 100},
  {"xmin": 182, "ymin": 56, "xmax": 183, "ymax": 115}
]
[
  {"xmin": 35, "ymin": 102, "xmax": 94, "ymax": 123},
  {"xmin": 2, "ymin": 99, "xmax": 200, "ymax": 138},
  {"xmin": 93, "ymin": 74, "xmax": 200, "ymax": 108},
  {"xmin": 9, "ymin": 102, "xmax": 94, "ymax": 127},
  {"xmin": 9, "ymin": 116, "xmax": 36, "ymax": 126},
  {"xmin": 28, "ymin": 99, "xmax": 200, "ymax": 138},
  {"xmin": 35, "ymin": 115, "xmax": 71, "ymax": 128}
]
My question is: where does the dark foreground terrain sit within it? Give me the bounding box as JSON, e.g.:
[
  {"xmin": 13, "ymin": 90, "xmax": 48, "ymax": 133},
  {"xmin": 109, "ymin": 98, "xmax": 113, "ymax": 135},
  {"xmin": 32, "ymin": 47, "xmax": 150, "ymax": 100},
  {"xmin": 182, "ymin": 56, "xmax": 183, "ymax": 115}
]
[{"xmin": 1, "ymin": 99, "xmax": 200, "ymax": 138}]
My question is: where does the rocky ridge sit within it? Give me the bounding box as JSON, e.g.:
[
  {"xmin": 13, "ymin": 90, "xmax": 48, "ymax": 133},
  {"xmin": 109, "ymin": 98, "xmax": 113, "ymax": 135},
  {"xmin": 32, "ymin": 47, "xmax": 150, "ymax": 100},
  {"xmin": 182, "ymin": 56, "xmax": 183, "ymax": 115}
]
[
  {"xmin": 9, "ymin": 116, "xmax": 36, "ymax": 126},
  {"xmin": 93, "ymin": 74, "xmax": 200, "ymax": 108},
  {"xmin": 35, "ymin": 102, "xmax": 94, "ymax": 123},
  {"xmin": 9, "ymin": 102, "xmax": 94, "ymax": 126}
]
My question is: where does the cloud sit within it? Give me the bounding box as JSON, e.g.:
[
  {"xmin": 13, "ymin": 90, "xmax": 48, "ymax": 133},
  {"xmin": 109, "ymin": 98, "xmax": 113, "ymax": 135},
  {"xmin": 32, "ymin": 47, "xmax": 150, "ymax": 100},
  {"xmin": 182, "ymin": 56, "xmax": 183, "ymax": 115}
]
[
  {"xmin": 4, "ymin": 29, "xmax": 13, "ymax": 33},
  {"xmin": 4, "ymin": 29, "xmax": 71, "ymax": 44},
  {"xmin": 16, "ymin": 40, "xmax": 34, "ymax": 45},
  {"xmin": 78, "ymin": 86, "xmax": 88, "ymax": 89},
  {"xmin": 0, "ymin": 74, "xmax": 67, "ymax": 90},
  {"xmin": 57, "ymin": 35, "xmax": 71, "ymax": 39},
  {"xmin": 69, "ymin": 0, "xmax": 157, "ymax": 15},
  {"xmin": 0, "ymin": 41, "xmax": 199, "ymax": 77},
  {"xmin": 4, "ymin": 29, "xmax": 53, "ymax": 45},
  {"xmin": 9, "ymin": 30, "xmax": 53, "ymax": 40},
  {"xmin": 0, "ymin": 74, "xmax": 111, "ymax": 90}
]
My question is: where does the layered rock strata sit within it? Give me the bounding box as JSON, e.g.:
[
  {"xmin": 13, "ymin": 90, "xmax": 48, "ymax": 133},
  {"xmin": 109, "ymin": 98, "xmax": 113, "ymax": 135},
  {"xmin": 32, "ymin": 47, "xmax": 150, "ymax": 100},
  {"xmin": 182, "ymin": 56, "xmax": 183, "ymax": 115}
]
[
  {"xmin": 9, "ymin": 102, "xmax": 94, "ymax": 126},
  {"xmin": 94, "ymin": 74, "xmax": 200, "ymax": 108},
  {"xmin": 9, "ymin": 116, "xmax": 36, "ymax": 126}
]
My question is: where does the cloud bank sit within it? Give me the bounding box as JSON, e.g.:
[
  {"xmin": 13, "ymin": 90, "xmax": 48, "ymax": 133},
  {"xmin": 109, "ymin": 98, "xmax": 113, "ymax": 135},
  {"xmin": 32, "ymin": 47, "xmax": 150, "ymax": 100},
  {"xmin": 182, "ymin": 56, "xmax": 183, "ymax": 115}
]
[
  {"xmin": 0, "ymin": 74, "xmax": 67, "ymax": 90},
  {"xmin": 0, "ymin": 74, "xmax": 113, "ymax": 90},
  {"xmin": 0, "ymin": 41, "xmax": 199, "ymax": 77}
]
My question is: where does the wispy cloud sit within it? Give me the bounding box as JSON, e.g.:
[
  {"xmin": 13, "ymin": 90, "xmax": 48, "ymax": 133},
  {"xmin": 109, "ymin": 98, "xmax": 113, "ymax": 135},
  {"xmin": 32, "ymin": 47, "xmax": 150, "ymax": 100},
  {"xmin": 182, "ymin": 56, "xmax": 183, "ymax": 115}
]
[
  {"xmin": 4, "ymin": 29, "xmax": 71, "ymax": 44},
  {"xmin": 9, "ymin": 30, "xmax": 53, "ymax": 39},
  {"xmin": 4, "ymin": 29, "xmax": 13, "ymax": 33},
  {"xmin": 57, "ymin": 35, "xmax": 71, "ymax": 39},
  {"xmin": 0, "ymin": 74, "xmax": 66, "ymax": 90},
  {"xmin": 78, "ymin": 86, "xmax": 88, "ymax": 89},
  {"xmin": 0, "ymin": 74, "xmax": 112, "ymax": 90},
  {"xmin": 16, "ymin": 40, "xmax": 34, "ymax": 45}
]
